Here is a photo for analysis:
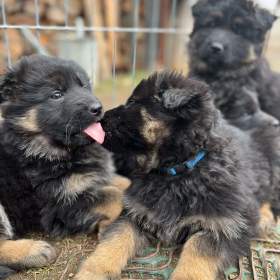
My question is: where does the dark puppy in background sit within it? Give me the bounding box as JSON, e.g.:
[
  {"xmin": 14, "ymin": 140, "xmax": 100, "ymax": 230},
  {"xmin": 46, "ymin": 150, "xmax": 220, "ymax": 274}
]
[
  {"xmin": 0, "ymin": 55, "xmax": 129, "ymax": 278},
  {"xmin": 75, "ymin": 72, "xmax": 279, "ymax": 280},
  {"xmin": 188, "ymin": 0, "xmax": 280, "ymax": 121}
]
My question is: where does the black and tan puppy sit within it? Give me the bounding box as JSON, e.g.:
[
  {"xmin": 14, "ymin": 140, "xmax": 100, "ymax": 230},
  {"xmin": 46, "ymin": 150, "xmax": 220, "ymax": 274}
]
[
  {"xmin": 188, "ymin": 0, "xmax": 280, "ymax": 122},
  {"xmin": 0, "ymin": 55, "xmax": 129, "ymax": 278},
  {"xmin": 75, "ymin": 72, "xmax": 280, "ymax": 280}
]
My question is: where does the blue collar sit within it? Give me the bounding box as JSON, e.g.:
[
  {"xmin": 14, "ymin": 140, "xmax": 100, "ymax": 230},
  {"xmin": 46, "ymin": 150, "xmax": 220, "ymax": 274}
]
[{"xmin": 160, "ymin": 150, "xmax": 206, "ymax": 176}]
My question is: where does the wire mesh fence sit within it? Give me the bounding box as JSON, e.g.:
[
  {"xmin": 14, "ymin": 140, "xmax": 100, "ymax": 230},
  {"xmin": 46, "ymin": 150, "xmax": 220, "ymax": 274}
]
[
  {"xmin": 0, "ymin": 0, "xmax": 196, "ymax": 107},
  {"xmin": 0, "ymin": 0, "xmax": 280, "ymax": 108}
]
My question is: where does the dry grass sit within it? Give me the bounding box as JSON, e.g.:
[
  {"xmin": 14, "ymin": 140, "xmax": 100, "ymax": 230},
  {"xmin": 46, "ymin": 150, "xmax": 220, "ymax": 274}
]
[{"xmin": 8, "ymin": 234, "xmax": 97, "ymax": 280}]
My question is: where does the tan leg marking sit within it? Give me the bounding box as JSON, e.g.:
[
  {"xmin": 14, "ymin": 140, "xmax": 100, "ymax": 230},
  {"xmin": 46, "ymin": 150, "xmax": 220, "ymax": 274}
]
[
  {"xmin": 111, "ymin": 175, "xmax": 131, "ymax": 191},
  {"xmin": 95, "ymin": 186, "xmax": 124, "ymax": 236},
  {"xmin": 171, "ymin": 234, "xmax": 218, "ymax": 280},
  {"xmin": 258, "ymin": 202, "xmax": 275, "ymax": 237},
  {"xmin": 0, "ymin": 239, "xmax": 57, "ymax": 268},
  {"xmin": 75, "ymin": 223, "xmax": 136, "ymax": 280}
]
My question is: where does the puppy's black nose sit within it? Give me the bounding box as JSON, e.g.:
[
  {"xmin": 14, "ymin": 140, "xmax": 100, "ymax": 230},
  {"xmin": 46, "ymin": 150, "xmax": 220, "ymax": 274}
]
[
  {"xmin": 210, "ymin": 42, "xmax": 224, "ymax": 54},
  {"xmin": 89, "ymin": 104, "xmax": 103, "ymax": 116}
]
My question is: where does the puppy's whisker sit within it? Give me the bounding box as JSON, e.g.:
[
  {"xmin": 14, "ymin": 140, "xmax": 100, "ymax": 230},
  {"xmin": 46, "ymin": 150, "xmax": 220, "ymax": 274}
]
[
  {"xmin": 65, "ymin": 115, "xmax": 76, "ymax": 146},
  {"xmin": 78, "ymin": 118, "xmax": 82, "ymax": 135}
]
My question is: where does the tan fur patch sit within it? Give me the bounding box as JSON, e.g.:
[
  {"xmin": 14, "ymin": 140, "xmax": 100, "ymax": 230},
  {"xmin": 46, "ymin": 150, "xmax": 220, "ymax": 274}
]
[
  {"xmin": 16, "ymin": 108, "xmax": 40, "ymax": 132},
  {"xmin": 138, "ymin": 109, "xmax": 170, "ymax": 171},
  {"xmin": 75, "ymin": 223, "xmax": 136, "ymax": 280},
  {"xmin": 20, "ymin": 134, "xmax": 68, "ymax": 160},
  {"xmin": 245, "ymin": 45, "xmax": 257, "ymax": 63},
  {"xmin": 171, "ymin": 234, "xmax": 218, "ymax": 280},
  {"xmin": 141, "ymin": 109, "xmax": 170, "ymax": 144},
  {"xmin": 63, "ymin": 173, "xmax": 96, "ymax": 196},
  {"xmin": 136, "ymin": 154, "xmax": 146, "ymax": 166},
  {"xmin": 111, "ymin": 175, "xmax": 131, "ymax": 191},
  {"xmin": 95, "ymin": 186, "xmax": 124, "ymax": 235},
  {"xmin": 259, "ymin": 202, "xmax": 275, "ymax": 236},
  {"xmin": 0, "ymin": 239, "xmax": 56, "ymax": 268}
]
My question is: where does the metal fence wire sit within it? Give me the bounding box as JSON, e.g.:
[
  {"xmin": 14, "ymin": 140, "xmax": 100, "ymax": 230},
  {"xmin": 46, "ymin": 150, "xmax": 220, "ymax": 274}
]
[{"xmin": 0, "ymin": 0, "xmax": 194, "ymax": 100}]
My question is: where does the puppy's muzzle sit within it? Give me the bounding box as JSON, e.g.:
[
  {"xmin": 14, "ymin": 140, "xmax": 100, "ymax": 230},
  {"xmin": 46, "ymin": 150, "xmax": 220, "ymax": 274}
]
[{"xmin": 210, "ymin": 42, "xmax": 224, "ymax": 55}]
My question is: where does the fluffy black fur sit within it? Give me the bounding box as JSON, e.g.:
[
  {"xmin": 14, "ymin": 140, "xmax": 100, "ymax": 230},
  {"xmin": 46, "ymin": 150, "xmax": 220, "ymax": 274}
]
[
  {"xmin": 0, "ymin": 55, "xmax": 122, "ymax": 277},
  {"xmin": 218, "ymin": 86, "xmax": 279, "ymax": 130},
  {"xmin": 188, "ymin": 0, "xmax": 280, "ymax": 122},
  {"xmin": 90, "ymin": 71, "xmax": 280, "ymax": 280}
]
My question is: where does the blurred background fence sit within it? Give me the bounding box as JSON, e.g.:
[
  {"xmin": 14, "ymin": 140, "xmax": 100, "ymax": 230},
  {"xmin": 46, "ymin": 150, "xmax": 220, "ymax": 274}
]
[{"xmin": 0, "ymin": 0, "xmax": 280, "ymax": 108}]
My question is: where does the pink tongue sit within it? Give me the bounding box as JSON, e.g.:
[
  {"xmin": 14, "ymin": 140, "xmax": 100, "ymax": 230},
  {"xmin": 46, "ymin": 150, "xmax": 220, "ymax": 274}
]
[{"xmin": 84, "ymin": 122, "xmax": 105, "ymax": 144}]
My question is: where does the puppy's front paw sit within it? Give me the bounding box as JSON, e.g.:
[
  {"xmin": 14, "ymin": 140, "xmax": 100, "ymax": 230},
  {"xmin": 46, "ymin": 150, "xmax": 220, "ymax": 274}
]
[
  {"xmin": 22, "ymin": 240, "xmax": 57, "ymax": 268},
  {"xmin": 75, "ymin": 260, "xmax": 120, "ymax": 280},
  {"xmin": 111, "ymin": 175, "xmax": 131, "ymax": 191},
  {"xmin": 0, "ymin": 239, "xmax": 57, "ymax": 269},
  {"xmin": 258, "ymin": 203, "xmax": 275, "ymax": 237}
]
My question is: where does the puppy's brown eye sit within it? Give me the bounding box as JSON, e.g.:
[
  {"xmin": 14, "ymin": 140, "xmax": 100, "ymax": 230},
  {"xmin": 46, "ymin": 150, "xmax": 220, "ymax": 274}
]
[
  {"xmin": 127, "ymin": 99, "xmax": 136, "ymax": 105},
  {"xmin": 51, "ymin": 90, "xmax": 63, "ymax": 99}
]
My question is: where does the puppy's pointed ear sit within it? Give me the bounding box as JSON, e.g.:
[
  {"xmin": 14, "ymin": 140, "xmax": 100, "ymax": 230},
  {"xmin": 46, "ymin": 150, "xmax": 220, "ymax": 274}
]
[
  {"xmin": 0, "ymin": 70, "xmax": 18, "ymax": 102},
  {"xmin": 192, "ymin": 0, "xmax": 208, "ymax": 17},
  {"xmin": 257, "ymin": 9, "xmax": 277, "ymax": 30},
  {"xmin": 0, "ymin": 58, "xmax": 28, "ymax": 102},
  {"xmin": 162, "ymin": 88, "xmax": 195, "ymax": 110},
  {"xmin": 162, "ymin": 80, "xmax": 210, "ymax": 119},
  {"xmin": 131, "ymin": 79, "xmax": 146, "ymax": 96},
  {"xmin": 127, "ymin": 79, "xmax": 148, "ymax": 103}
]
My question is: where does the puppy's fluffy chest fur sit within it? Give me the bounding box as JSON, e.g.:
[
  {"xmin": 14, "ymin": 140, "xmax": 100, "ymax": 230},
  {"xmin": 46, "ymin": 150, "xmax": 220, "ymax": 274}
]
[
  {"xmin": 123, "ymin": 189, "xmax": 191, "ymax": 245},
  {"xmin": 122, "ymin": 164, "xmax": 234, "ymax": 245},
  {"xmin": 0, "ymin": 128, "xmax": 114, "ymax": 234}
]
